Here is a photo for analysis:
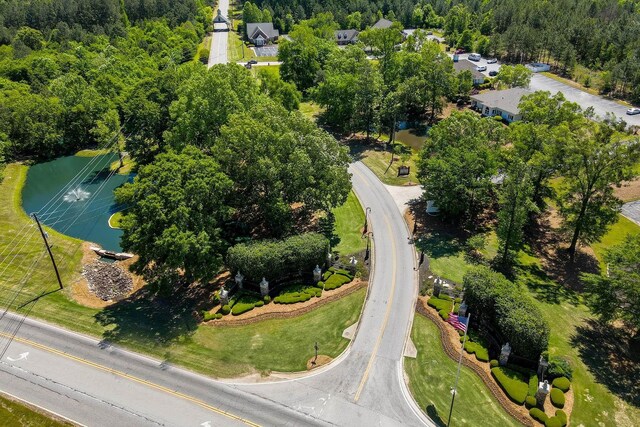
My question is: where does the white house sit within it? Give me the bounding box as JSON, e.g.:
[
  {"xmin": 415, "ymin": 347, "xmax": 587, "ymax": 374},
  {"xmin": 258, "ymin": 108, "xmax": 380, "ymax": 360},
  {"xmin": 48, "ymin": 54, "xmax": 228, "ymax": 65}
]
[{"xmin": 470, "ymin": 88, "xmax": 531, "ymax": 123}]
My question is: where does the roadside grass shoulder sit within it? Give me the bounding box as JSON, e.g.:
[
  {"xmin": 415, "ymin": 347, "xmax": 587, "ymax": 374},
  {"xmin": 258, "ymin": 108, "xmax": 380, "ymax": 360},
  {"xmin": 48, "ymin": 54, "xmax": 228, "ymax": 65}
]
[
  {"xmin": 0, "ymin": 393, "xmax": 69, "ymax": 427},
  {"xmin": 331, "ymin": 190, "xmax": 366, "ymax": 256},
  {"xmin": 405, "ymin": 314, "xmax": 520, "ymax": 427}
]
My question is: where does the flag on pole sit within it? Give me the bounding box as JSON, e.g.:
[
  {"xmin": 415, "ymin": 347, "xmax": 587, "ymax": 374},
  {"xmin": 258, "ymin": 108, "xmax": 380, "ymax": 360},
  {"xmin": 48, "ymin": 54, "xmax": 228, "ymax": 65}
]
[{"xmin": 448, "ymin": 313, "xmax": 469, "ymax": 332}]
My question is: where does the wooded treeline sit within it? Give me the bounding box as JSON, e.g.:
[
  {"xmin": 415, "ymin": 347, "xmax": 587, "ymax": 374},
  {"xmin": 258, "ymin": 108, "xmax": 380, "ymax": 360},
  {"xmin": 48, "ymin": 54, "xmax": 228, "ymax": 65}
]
[{"xmin": 255, "ymin": 0, "xmax": 640, "ymax": 102}]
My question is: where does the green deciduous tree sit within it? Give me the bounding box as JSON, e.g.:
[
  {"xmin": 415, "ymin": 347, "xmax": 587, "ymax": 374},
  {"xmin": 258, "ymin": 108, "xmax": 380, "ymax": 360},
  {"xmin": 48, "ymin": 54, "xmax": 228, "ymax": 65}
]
[
  {"xmin": 359, "ymin": 22, "xmax": 404, "ymax": 86},
  {"xmin": 115, "ymin": 146, "xmax": 233, "ymax": 288},
  {"xmin": 257, "ymin": 68, "xmax": 301, "ymax": 111},
  {"xmin": 494, "ymin": 64, "xmax": 532, "ymax": 89},
  {"xmin": 559, "ymin": 122, "xmax": 640, "ymax": 259},
  {"xmin": 417, "ymin": 111, "xmax": 503, "ymax": 220},
  {"xmin": 582, "ymin": 234, "xmax": 640, "ymax": 336}
]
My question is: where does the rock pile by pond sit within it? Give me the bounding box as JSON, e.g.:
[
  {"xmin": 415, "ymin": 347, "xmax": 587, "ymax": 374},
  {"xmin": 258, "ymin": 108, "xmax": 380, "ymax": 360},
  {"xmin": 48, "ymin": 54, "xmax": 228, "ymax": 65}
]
[{"xmin": 83, "ymin": 261, "xmax": 133, "ymax": 301}]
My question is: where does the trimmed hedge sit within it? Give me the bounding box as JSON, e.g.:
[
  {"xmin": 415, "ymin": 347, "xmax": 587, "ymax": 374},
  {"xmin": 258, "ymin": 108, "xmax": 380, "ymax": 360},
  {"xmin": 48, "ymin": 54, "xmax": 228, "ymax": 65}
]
[
  {"xmin": 528, "ymin": 374, "xmax": 539, "ymax": 397},
  {"xmin": 552, "ymin": 377, "xmax": 570, "ymax": 392},
  {"xmin": 551, "ymin": 410, "xmax": 567, "ymax": 427},
  {"xmin": 529, "ymin": 408, "xmax": 548, "ymax": 424},
  {"xmin": 263, "ymin": 295, "xmax": 271, "ymax": 303},
  {"xmin": 491, "ymin": 367, "xmax": 528, "ymax": 405},
  {"xmin": 439, "ymin": 309, "xmax": 450, "ymax": 320},
  {"xmin": 273, "ymin": 285, "xmax": 322, "ymax": 304},
  {"xmin": 227, "ymin": 233, "xmax": 328, "ymax": 283},
  {"xmin": 428, "ymin": 296, "xmax": 454, "ymax": 312},
  {"xmin": 548, "ymin": 357, "xmax": 573, "ymax": 380},
  {"xmin": 322, "ymin": 270, "xmax": 333, "ymax": 281},
  {"xmin": 324, "ymin": 273, "xmax": 352, "ymax": 290},
  {"xmin": 255, "ymin": 300, "xmax": 264, "ymax": 307},
  {"xmin": 525, "ymin": 396, "xmax": 537, "ymax": 409},
  {"xmin": 550, "ymin": 388, "xmax": 565, "ymax": 408},
  {"xmin": 463, "ymin": 339, "xmax": 490, "ymax": 362},
  {"xmin": 490, "ymin": 359, "xmax": 499, "ymax": 368},
  {"xmin": 221, "ymin": 305, "xmax": 231, "ymax": 315}
]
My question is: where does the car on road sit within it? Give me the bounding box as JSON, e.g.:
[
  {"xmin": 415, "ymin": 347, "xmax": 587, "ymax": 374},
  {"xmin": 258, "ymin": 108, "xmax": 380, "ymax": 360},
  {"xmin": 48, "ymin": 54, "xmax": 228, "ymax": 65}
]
[
  {"xmin": 627, "ymin": 107, "xmax": 640, "ymax": 115},
  {"xmin": 468, "ymin": 53, "xmax": 481, "ymax": 61},
  {"xmin": 476, "ymin": 65, "xmax": 487, "ymax": 72},
  {"xmin": 248, "ymin": 59, "xmax": 258, "ymax": 65},
  {"xmin": 487, "ymin": 58, "xmax": 497, "ymax": 64},
  {"xmin": 455, "ymin": 48, "xmax": 465, "ymax": 54},
  {"xmin": 489, "ymin": 70, "xmax": 498, "ymax": 76}
]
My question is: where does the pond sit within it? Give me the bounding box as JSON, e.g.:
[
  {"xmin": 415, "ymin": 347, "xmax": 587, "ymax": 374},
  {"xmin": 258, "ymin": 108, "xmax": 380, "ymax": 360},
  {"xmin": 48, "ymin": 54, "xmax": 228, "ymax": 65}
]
[{"xmin": 22, "ymin": 153, "xmax": 133, "ymax": 252}]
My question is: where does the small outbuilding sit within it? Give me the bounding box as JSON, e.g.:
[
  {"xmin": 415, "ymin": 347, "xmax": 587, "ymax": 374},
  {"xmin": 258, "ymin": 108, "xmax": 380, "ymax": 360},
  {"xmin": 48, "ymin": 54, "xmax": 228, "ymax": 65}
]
[
  {"xmin": 213, "ymin": 10, "xmax": 231, "ymax": 32},
  {"xmin": 470, "ymin": 88, "xmax": 531, "ymax": 123}
]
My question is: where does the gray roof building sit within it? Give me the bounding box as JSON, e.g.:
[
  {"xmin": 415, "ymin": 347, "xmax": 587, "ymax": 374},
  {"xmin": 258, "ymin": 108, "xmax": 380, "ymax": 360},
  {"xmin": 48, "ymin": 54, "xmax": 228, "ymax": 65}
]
[
  {"xmin": 335, "ymin": 29, "xmax": 359, "ymax": 44},
  {"xmin": 470, "ymin": 88, "xmax": 531, "ymax": 123},
  {"xmin": 453, "ymin": 59, "xmax": 485, "ymax": 84},
  {"xmin": 246, "ymin": 23, "xmax": 279, "ymax": 46},
  {"xmin": 372, "ymin": 18, "xmax": 393, "ymax": 29}
]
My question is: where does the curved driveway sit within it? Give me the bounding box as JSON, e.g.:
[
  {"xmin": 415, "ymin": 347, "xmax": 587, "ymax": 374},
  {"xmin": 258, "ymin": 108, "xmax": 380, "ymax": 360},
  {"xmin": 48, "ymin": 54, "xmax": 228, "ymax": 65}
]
[{"xmin": 0, "ymin": 162, "xmax": 430, "ymax": 426}]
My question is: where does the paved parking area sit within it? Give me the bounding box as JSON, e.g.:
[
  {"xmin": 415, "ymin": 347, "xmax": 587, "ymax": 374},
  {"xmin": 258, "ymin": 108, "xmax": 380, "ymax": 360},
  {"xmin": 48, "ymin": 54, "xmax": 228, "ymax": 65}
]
[
  {"xmin": 254, "ymin": 45, "xmax": 278, "ymax": 57},
  {"xmin": 621, "ymin": 201, "xmax": 640, "ymax": 226}
]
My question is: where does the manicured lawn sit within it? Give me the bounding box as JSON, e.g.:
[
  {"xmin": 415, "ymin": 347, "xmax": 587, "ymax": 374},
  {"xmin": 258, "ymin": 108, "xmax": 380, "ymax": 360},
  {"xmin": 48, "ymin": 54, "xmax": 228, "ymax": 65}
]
[
  {"xmin": 359, "ymin": 147, "xmax": 419, "ymax": 186},
  {"xmin": 0, "ymin": 393, "xmax": 69, "ymax": 427},
  {"xmin": 0, "ymin": 163, "xmax": 365, "ymax": 378},
  {"xmin": 133, "ymin": 288, "xmax": 366, "ymax": 377},
  {"xmin": 405, "ymin": 314, "xmax": 520, "ymax": 427},
  {"xmin": 591, "ymin": 214, "xmax": 640, "ymax": 265},
  {"xmin": 331, "ymin": 191, "xmax": 366, "ymax": 256},
  {"xmin": 108, "ymin": 211, "xmax": 124, "ymax": 229}
]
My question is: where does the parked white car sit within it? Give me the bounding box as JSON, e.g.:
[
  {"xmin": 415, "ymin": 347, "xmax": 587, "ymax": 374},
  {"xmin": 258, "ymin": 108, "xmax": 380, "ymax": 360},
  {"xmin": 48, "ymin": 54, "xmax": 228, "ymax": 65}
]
[
  {"xmin": 487, "ymin": 58, "xmax": 497, "ymax": 64},
  {"xmin": 476, "ymin": 65, "xmax": 487, "ymax": 72},
  {"xmin": 468, "ymin": 53, "xmax": 481, "ymax": 61},
  {"xmin": 627, "ymin": 107, "xmax": 640, "ymax": 115}
]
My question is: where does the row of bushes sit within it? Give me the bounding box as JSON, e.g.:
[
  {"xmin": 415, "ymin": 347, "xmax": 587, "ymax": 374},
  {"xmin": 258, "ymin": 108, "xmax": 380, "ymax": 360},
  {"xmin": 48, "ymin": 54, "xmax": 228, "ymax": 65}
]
[
  {"xmin": 529, "ymin": 408, "xmax": 567, "ymax": 427},
  {"xmin": 227, "ymin": 232, "xmax": 328, "ymax": 283},
  {"xmin": 463, "ymin": 266, "xmax": 550, "ymax": 359},
  {"xmin": 428, "ymin": 295, "xmax": 461, "ymax": 321},
  {"xmin": 274, "ymin": 286, "xmax": 322, "ymax": 304},
  {"xmin": 490, "ymin": 366, "xmax": 529, "ymax": 405},
  {"xmin": 320, "ymin": 268, "xmax": 354, "ymax": 291},
  {"xmin": 462, "ymin": 339, "xmax": 490, "ymax": 362}
]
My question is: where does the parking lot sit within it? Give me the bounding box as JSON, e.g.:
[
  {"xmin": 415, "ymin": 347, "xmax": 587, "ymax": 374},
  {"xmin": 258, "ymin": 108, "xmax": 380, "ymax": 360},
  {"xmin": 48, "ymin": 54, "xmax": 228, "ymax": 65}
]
[{"xmin": 253, "ymin": 45, "xmax": 278, "ymax": 57}]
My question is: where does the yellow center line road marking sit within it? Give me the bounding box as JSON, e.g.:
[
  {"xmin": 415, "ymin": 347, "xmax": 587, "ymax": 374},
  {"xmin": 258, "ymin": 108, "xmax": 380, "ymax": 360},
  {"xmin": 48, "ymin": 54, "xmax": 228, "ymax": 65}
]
[
  {"xmin": 0, "ymin": 332, "xmax": 260, "ymax": 427},
  {"xmin": 353, "ymin": 217, "xmax": 397, "ymax": 402}
]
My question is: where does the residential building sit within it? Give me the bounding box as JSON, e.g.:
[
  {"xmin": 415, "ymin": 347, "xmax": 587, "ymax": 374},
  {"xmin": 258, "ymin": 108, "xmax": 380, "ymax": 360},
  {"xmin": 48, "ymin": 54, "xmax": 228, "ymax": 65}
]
[
  {"xmin": 372, "ymin": 18, "xmax": 393, "ymax": 29},
  {"xmin": 213, "ymin": 10, "xmax": 231, "ymax": 32},
  {"xmin": 246, "ymin": 23, "xmax": 279, "ymax": 46},
  {"xmin": 453, "ymin": 59, "xmax": 486, "ymax": 85},
  {"xmin": 335, "ymin": 29, "xmax": 359, "ymax": 45},
  {"xmin": 470, "ymin": 88, "xmax": 531, "ymax": 123}
]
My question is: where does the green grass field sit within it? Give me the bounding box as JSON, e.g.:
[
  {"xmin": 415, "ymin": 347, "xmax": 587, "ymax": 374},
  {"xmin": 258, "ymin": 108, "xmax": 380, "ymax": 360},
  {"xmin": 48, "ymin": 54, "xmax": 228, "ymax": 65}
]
[
  {"xmin": 108, "ymin": 211, "xmax": 124, "ymax": 229},
  {"xmin": 0, "ymin": 393, "xmax": 69, "ymax": 427},
  {"xmin": 331, "ymin": 191, "xmax": 366, "ymax": 256},
  {"xmin": 405, "ymin": 315, "xmax": 520, "ymax": 427},
  {"xmin": 359, "ymin": 148, "xmax": 420, "ymax": 186},
  {"xmin": 591, "ymin": 214, "xmax": 640, "ymax": 265}
]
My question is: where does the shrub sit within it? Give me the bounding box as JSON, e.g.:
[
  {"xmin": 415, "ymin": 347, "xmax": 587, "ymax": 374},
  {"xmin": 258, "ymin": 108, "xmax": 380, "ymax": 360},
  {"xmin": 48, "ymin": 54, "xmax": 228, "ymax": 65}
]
[
  {"xmin": 552, "ymin": 377, "xmax": 570, "ymax": 392},
  {"xmin": 221, "ymin": 305, "xmax": 231, "ymax": 315},
  {"xmin": 255, "ymin": 300, "xmax": 264, "ymax": 307},
  {"xmin": 463, "ymin": 339, "xmax": 489, "ymax": 362},
  {"xmin": 215, "ymin": 313, "xmax": 222, "ymax": 319},
  {"xmin": 547, "ymin": 357, "xmax": 573, "ymax": 380},
  {"xmin": 332, "ymin": 268, "xmax": 354, "ymax": 279},
  {"xmin": 553, "ymin": 410, "xmax": 567, "ymax": 426},
  {"xmin": 529, "ymin": 407, "xmax": 549, "ymax": 424},
  {"xmin": 263, "ymin": 295, "xmax": 271, "ymax": 303},
  {"xmin": 550, "ymin": 388, "xmax": 565, "ymax": 408},
  {"xmin": 316, "ymin": 281, "xmax": 325, "ymax": 288},
  {"xmin": 525, "ymin": 396, "xmax": 537, "ymax": 409},
  {"xmin": 491, "ymin": 367, "xmax": 528, "ymax": 404},
  {"xmin": 322, "ymin": 270, "xmax": 333, "ymax": 281},
  {"xmin": 427, "ymin": 296, "xmax": 454, "ymax": 312},
  {"xmin": 232, "ymin": 303, "xmax": 255, "ymax": 315},
  {"xmin": 529, "ymin": 374, "xmax": 539, "ymax": 397},
  {"xmin": 490, "ymin": 359, "xmax": 499, "ymax": 368},
  {"xmin": 227, "ymin": 233, "xmax": 328, "ymax": 283},
  {"xmin": 202, "ymin": 311, "xmax": 217, "ymax": 321},
  {"xmin": 324, "ymin": 273, "xmax": 351, "ymax": 290},
  {"xmin": 438, "ymin": 309, "xmax": 450, "ymax": 320}
]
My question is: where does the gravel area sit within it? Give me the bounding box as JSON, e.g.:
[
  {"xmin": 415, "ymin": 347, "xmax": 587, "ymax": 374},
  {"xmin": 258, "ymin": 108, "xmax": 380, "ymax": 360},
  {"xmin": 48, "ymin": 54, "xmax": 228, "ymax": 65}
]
[{"xmin": 82, "ymin": 261, "xmax": 133, "ymax": 301}]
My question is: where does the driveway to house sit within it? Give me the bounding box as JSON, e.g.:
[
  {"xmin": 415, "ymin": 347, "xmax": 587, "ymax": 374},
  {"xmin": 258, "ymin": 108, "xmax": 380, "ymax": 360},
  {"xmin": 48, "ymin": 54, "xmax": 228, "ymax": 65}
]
[
  {"xmin": 621, "ymin": 200, "xmax": 640, "ymax": 226},
  {"xmin": 0, "ymin": 162, "xmax": 433, "ymax": 427},
  {"xmin": 207, "ymin": 0, "xmax": 229, "ymax": 67}
]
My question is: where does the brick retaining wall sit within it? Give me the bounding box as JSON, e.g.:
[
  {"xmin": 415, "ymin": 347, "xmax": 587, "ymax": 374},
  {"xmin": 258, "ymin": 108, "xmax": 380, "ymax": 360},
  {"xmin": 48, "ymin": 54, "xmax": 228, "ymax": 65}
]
[{"xmin": 416, "ymin": 301, "xmax": 533, "ymax": 426}]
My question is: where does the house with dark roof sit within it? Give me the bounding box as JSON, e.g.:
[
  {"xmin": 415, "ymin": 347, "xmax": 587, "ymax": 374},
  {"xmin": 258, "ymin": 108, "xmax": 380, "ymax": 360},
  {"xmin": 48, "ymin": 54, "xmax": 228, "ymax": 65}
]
[
  {"xmin": 334, "ymin": 29, "xmax": 359, "ymax": 45},
  {"xmin": 246, "ymin": 23, "xmax": 279, "ymax": 46},
  {"xmin": 454, "ymin": 59, "xmax": 485, "ymax": 85},
  {"xmin": 470, "ymin": 88, "xmax": 531, "ymax": 123}
]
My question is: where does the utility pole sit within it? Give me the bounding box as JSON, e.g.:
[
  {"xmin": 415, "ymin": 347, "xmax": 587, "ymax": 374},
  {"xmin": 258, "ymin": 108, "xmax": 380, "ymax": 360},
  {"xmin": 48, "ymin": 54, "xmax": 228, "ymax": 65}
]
[{"xmin": 32, "ymin": 214, "xmax": 63, "ymax": 290}]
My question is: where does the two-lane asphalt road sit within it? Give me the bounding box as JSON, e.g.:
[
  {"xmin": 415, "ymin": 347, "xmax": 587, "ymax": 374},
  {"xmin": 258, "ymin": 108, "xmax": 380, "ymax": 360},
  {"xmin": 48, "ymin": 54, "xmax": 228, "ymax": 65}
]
[
  {"xmin": 0, "ymin": 161, "xmax": 430, "ymax": 426},
  {"xmin": 207, "ymin": 0, "xmax": 229, "ymax": 67}
]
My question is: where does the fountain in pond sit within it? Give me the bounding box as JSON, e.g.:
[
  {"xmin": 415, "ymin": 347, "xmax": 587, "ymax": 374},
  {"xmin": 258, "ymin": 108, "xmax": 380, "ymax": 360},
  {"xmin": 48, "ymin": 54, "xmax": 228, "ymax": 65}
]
[{"xmin": 63, "ymin": 187, "xmax": 91, "ymax": 203}]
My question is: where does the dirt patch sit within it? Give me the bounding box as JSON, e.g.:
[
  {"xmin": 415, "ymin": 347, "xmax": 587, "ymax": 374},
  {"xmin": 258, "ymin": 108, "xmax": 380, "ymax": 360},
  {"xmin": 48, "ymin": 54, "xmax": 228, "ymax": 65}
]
[
  {"xmin": 70, "ymin": 242, "xmax": 143, "ymax": 309},
  {"xmin": 615, "ymin": 178, "xmax": 640, "ymax": 202},
  {"xmin": 307, "ymin": 355, "xmax": 332, "ymax": 370}
]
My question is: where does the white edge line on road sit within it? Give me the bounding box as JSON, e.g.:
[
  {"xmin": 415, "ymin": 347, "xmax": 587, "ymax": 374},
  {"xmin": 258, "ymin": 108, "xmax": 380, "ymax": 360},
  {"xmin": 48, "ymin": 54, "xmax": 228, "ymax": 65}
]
[{"xmin": 0, "ymin": 388, "xmax": 87, "ymax": 427}]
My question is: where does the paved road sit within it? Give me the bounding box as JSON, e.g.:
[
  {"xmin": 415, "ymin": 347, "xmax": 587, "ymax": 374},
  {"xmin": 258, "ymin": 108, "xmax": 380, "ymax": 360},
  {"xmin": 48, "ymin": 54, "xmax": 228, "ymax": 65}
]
[
  {"xmin": 621, "ymin": 200, "xmax": 640, "ymax": 226},
  {"xmin": 0, "ymin": 162, "xmax": 432, "ymax": 426},
  {"xmin": 207, "ymin": 0, "xmax": 229, "ymax": 67}
]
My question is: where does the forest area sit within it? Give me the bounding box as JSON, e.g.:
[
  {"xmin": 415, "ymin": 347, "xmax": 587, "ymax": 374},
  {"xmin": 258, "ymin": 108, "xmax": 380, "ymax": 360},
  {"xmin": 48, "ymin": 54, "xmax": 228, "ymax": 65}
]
[{"xmin": 252, "ymin": 0, "xmax": 640, "ymax": 103}]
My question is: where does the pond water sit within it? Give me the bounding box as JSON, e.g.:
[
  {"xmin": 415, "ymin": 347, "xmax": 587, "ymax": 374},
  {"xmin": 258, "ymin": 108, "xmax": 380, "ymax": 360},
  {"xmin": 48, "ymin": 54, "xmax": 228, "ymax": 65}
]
[{"xmin": 22, "ymin": 153, "xmax": 133, "ymax": 252}]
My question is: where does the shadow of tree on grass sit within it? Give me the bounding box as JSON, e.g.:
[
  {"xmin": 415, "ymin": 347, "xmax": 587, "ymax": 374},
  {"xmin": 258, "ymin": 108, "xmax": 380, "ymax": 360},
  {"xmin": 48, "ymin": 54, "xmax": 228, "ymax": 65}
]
[{"xmin": 571, "ymin": 318, "xmax": 640, "ymax": 408}]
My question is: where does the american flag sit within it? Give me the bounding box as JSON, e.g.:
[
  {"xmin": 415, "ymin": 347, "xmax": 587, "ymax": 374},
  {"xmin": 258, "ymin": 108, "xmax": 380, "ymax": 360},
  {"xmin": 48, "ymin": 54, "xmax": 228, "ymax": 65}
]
[{"xmin": 448, "ymin": 313, "xmax": 469, "ymax": 332}]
